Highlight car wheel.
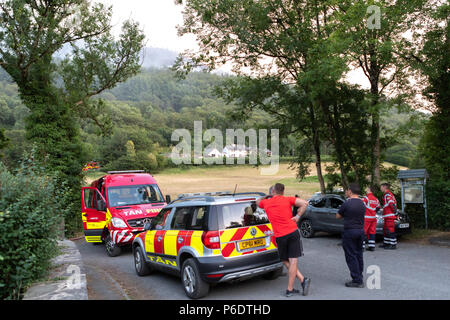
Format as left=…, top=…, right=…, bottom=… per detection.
left=263, top=267, right=283, bottom=280
left=181, top=258, right=210, bottom=299
left=300, top=219, right=315, bottom=238
left=134, top=246, right=153, bottom=276
left=105, top=234, right=122, bottom=257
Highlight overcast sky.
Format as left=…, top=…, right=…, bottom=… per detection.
left=94, top=1, right=432, bottom=111
left=97, top=0, right=197, bottom=52
left=97, top=1, right=371, bottom=86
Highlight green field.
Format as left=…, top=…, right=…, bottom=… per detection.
left=84, top=161, right=407, bottom=199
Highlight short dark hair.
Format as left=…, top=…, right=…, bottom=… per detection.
left=381, top=183, right=390, bottom=189
left=348, top=183, right=361, bottom=195
left=273, top=183, right=285, bottom=194
left=368, top=185, right=376, bottom=193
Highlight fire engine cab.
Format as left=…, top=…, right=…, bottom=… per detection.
left=81, top=170, right=170, bottom=257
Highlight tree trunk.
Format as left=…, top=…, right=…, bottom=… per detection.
left=309, top=106, right=326, bottom=194
left=370, top=92, right=381, bottom=187
left=368, top=43, right=382, bottom=187
left=320, top=102, right=350, bottom=190
left=372, top=117, right=381, bottom=186
left=332, top=128, right=350, bottom=190
left=313, top=136, right=326, bottom=194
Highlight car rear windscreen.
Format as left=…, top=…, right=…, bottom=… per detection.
left=217, top=202, right=269, bottom=229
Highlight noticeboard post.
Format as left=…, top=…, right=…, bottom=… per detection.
left=397, top=169, right=429, bottom=229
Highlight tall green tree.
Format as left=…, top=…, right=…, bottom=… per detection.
left=334, top=0, right=427, bottom=187
left=0, top=0, right=145, bottom=234
left=414, top=3, right=450, bottom=230
left=176, top=0, right=351, bottom=193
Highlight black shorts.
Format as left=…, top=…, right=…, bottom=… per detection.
left=275, top=230, right=303, bottom=261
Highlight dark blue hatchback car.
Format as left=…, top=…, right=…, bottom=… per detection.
left=298, top=194, right=411, bottom=238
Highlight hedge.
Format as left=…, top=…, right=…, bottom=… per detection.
left=0, top=161, right=68, bottom=299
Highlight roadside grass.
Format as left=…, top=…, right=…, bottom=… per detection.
left=401, top=228, right=450, bottom=244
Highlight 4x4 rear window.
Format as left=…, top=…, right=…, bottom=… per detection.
left=217, top=202, right=269, bottom=229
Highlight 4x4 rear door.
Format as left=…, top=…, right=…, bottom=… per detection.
left=217, top=201, right=277, bottom=258
left=166, top=206, right=209, bottom=264
left=164, top=207, right=192, bottom=269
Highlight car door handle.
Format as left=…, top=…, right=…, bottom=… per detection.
left=177, top=237, right=183, bottom=244
left=158, top=236, right=162, bottom=242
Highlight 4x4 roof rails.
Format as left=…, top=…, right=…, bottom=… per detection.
left=107, top=170, right=146, bottom=174
left=231, top=192, right=266, bottom=197
left=177, top=191, right=266, bottom=198
left=178, top=191, right=232, bottom=198
left=171, top=191, right=267, bottom=204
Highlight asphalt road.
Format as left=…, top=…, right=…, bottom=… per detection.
left=74, top=234, right=450, bottom=300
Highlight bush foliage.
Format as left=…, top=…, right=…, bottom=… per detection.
left=0, top=158, right=67, bottom=299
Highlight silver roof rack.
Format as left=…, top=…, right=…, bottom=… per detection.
left=232, top=192, right=266, bottom=197
left=107, top=170, right=146, bottom=174
left=170, top=191, right=267, bottom=204
left=178, top=191, right=232, bottom=198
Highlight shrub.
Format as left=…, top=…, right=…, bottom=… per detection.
left=404, top=203, right=426, bottom=228
left=0, top=160, right=67, bottom=299
left=426, top=178, right=450, bottom=231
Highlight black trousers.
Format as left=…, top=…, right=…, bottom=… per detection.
left=342, top=228, right=364, bottom=284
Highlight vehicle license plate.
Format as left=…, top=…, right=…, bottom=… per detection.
left=238, top=238, right=265, bottom=250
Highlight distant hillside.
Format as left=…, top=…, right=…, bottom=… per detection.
left=99, top=67, right=231, bottom=111
left=0, top=65, right=427, bottom=170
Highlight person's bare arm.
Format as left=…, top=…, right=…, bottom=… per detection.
left=336, top=213, right=343, bottom=219
left=294, top=198, right=308, bottom=216
left=256, top=196, right=269, bottom=207
left=292, top=198, right=308, bottom=222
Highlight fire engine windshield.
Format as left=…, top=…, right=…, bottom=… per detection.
left=107, top=184, right=164, bottom=207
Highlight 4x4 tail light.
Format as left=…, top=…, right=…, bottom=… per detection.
left=201, top=231, right=221, bottom=249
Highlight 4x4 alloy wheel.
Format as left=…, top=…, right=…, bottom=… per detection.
left=181, top=258, right=210, bottom=299
left=134, top=245, right=153, bottom=276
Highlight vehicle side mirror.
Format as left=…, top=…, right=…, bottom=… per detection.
left=98, top=199, right=106, bottom=212
left=165, top=195, right=171, bottom=203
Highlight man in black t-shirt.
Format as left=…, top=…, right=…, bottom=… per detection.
left=336, top=183, right=366, bottom=288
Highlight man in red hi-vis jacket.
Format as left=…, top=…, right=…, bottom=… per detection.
left=380, top=183, right=398, bottom=250
left=362, top=186, right=380, bottom=252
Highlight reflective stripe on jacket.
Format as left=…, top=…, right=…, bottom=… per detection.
left=363, top=193, right=380, bottom=219
left=382, top=191, right=397, bottom=218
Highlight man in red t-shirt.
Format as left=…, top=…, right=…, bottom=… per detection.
left=256, top=183, right=311, bottom=297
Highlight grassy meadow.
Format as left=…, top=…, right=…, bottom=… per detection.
left=84, top=162, right=407, bottom=200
